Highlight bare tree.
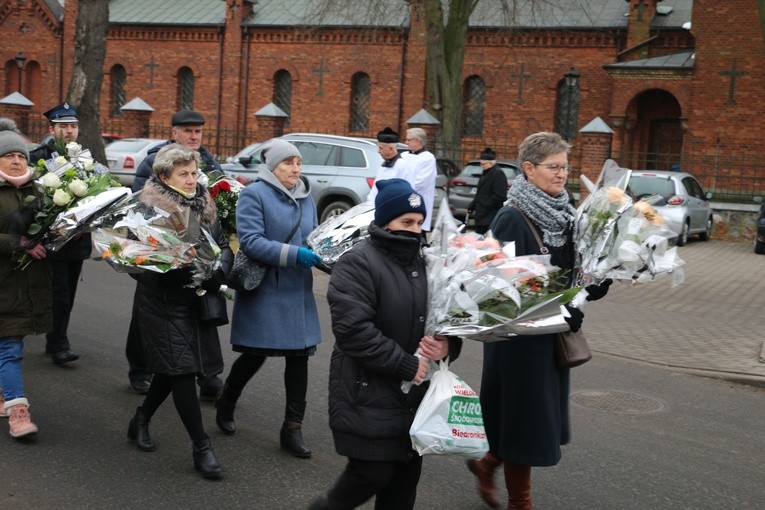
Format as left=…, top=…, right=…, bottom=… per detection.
left=66, top=0, right=109, bottom=163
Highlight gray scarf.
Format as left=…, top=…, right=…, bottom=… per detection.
left=505, top=175, right=576, bottom=247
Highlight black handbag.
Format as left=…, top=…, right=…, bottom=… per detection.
left=513, top=204, right=592, bottom=369
left=226, top=201, right=303, bottom=293
left=198, top=291, right=229, bottom=326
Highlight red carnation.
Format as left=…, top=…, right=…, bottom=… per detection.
left=209, top=183, right=220, bottom=199
left=219, top=180, right=232, bottom=192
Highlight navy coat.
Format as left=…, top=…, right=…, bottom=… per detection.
left=481, top=206, right=574, bottom=466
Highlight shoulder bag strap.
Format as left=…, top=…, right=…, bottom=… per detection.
left=284, top=199, right=303, bottom=244
left=507, top=202, right=549, bottom=255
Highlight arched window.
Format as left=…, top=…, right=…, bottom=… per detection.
left=273, top=70, right=292, bottom=127
left=349, top=72, right=370, bottom=132
left=110, top=64, right=127, bottom=117
left=463, top=76, right=485, bottom=137
left=177, top=67, right=195, bottom=110
left=4, top=60, right=19, bottom=96
left=23, top=61, right=42, bottom=107
left=555, top=70, right=580, bottom=141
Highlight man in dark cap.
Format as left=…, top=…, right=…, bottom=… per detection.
left=29, top=102, right=80, bottom=163
left=28, top=103, right=89, bottom=365
left=367, top=127, right=414, bottom=202
left=467, top=147, right=507, bottom=235
left=126, top=109, right=224, bottom=397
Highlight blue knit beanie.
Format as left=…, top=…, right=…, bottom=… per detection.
left=374, top=178, right=426, bottom=227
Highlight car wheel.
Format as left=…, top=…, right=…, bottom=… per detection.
left=677, top=221, right=690, bottom=246
left=320, top=200, right=352, bottom=223
left=699, top=216, right=713, bottom=241
left=755, top=238, right=765, bottom=255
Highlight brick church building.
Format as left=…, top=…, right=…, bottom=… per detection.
left=1, top=0, right=763, bottom=196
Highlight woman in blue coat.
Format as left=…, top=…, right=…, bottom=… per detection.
left=216, top=139, right=322, bottom=458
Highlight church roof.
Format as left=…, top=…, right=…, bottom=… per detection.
left=245, top=0, right=409, bottom=27
left=604, top=50, right=695, bottom=70
left=109, top=0, right=226, bottom=25
left=43, top=0, right=64, bottom=21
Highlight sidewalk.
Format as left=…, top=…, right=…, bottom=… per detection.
left=313, top=239, right=765, bottom=388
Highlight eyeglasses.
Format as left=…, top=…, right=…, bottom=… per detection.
left=533, top=163, right=572, bottom=175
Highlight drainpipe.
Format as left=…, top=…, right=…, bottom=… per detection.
left=216, top=25, right=225, bottom=155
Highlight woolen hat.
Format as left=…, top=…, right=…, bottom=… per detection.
left=376, top=127, right=399, bottom=143
left=374, top=178, right=426, bottom=227
left=171, top=109, right=205, bottom=126
left=43, top=102, right=78, bottom=123
left=261, top=138, right=301, bottom=171
left=480, top=147, right=497, bottom=160
left=0, top=131, right=29, bottom=160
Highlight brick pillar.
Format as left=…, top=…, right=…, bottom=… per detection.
left=120, top=98, right=154, bottom=138
left=254, top=102, right=288, bottom=140
left=0, top=93, right=34, bottom=134
left=577, top=117, right=615, bottom=201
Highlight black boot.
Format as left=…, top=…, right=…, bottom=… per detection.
left=214, top=384, right=238, bottom=435
left=127, top=407, right=156, bottom=452
left=192, top=437, right=222, bottom=479
left=281, top=399, right=310, bottom=458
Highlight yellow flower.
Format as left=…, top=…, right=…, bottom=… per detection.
left=606, top=187, right=627, bottom=204
left=41, top=172, right=61, bottom=188
left=53, top=188, right=72, bottom=206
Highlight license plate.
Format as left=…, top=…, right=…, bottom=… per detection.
left=470, top=187, right=477, bottom=195
left=108, top=160, right=116, bottom=169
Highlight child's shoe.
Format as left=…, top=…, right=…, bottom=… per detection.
left=6, top=398, right=38, bottom=438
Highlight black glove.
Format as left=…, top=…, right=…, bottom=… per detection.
left=585, top=278, right=613, bottom=301
left=201, top=269, right=226, bottom=292
left=564, top=305, right=584, bottom=333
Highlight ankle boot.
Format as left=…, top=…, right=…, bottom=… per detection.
left=467, top=451, right=502, bottom=509
left=127, top=406, right=156, bottom=452
left=280, top=421, right=311, bottom=458
left=504, top=463, right=532, bottom=510
left=193, top=437, right=222, bottom=479
left=7, top=399, right=38, bottom=439
left=214, top=384, right=238, bottom=435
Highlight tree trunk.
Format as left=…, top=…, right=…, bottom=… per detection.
left=66, top=0, right=109, bottom=163
left=421, top=0, right=474, bottom=161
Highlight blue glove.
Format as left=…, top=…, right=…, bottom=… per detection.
left=564, top=305, right=584, bottom=333
left=296, top=247, right=322, bottom=269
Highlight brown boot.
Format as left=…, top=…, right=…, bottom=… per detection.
left=467, top=451, right=502, bottom=508
left=503, top=463, right=532, bottom=510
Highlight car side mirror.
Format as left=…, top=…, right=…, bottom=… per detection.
left=239, top=156, right=253, bottom=166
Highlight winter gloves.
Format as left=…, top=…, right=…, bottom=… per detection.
left=585, top=278, right=613, bottom=301
left=296, top=247, right=322, bottom=269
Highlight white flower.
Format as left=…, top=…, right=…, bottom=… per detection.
left=54, top=156, right=68, bottom=167
left=84, top=161, right=94, bottom=172
left=68, top=178, right=88, bottom=197
left=41, top=173, right=61, bottom=188
left=66, top=142, right=82, bottom=158
left=53, top=188, right=72, bottom=206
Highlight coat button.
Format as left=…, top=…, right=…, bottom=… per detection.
left=361, top=382, right=368, bottom=387
left=411, top=271, right=419, bottom=277
left=419, top=316, right=424, bottom=322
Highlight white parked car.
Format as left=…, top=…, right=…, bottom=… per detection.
left=105, top=138, right=165, bottom=186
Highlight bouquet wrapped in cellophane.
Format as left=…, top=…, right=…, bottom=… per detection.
left=307, top=201, right=375, bottom=270
left=92, top=193, right=222, bottom=285
left=573, top=160, right=685, bottom=306
left=425, top=200, right=580, bottom=342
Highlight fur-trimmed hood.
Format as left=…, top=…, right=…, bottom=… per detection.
left=139, top=177, right=218, bottom=228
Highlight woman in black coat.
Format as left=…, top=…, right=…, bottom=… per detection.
left=467, top=133, right=609, bottom=509
left=312, top=179, right=462, bottom=510
left=126, top=144, right=233, bottom=479
left=467, top=147, right=508, bottom=235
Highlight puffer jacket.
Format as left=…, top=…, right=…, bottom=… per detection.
left=0, top=180, right=52, bottom=336
left=326, top=223, right=462, bottom=462
left=132, top=178, right=233, bottom=376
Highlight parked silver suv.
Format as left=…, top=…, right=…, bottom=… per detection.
left=222, top=133, right=455, bottom=223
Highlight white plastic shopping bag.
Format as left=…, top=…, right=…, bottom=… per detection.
left=409, top=360, right=489, bottom=458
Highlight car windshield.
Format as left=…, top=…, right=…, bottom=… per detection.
left=628, top=175, right=675, bottom=201
left=107, top=139, right=154, bottom=152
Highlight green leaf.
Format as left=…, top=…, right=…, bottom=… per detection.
left=28, top=224, right=41, bottom=235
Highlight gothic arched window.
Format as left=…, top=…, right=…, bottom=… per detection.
left=555, top=70, right=580, bottom=141
left=349, top=72, right=371, bottom=132
left=110, top=64, right=127, bottom=117
left=463, top=75, right=485, bottom=137
left=273, top=70, right=292, bottom=127
left=177, top=67, right=195, bottom=111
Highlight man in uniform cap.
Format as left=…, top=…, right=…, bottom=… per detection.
left=367, top=127, right=415, bottom=202
left=28, top=103, right=87, bottom=365
left=467, top=147, right=507, bottom=235
left=126, top=109, right=224, bottom=397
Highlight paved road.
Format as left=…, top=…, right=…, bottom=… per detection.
left=1, top=239, right=763, bottom=509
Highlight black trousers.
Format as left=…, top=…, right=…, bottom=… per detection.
left=140, top=373, right=206, bottom=442
left=46, top=259, right=84, bottom=353
left=125, top=284, right=224, bottom=387
left=326, top=456, right=423, bottom=510
left=474, top=224, right=490, bottom=235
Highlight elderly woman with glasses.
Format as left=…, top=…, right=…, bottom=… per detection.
left=466, top=132, right=610, bottom=510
